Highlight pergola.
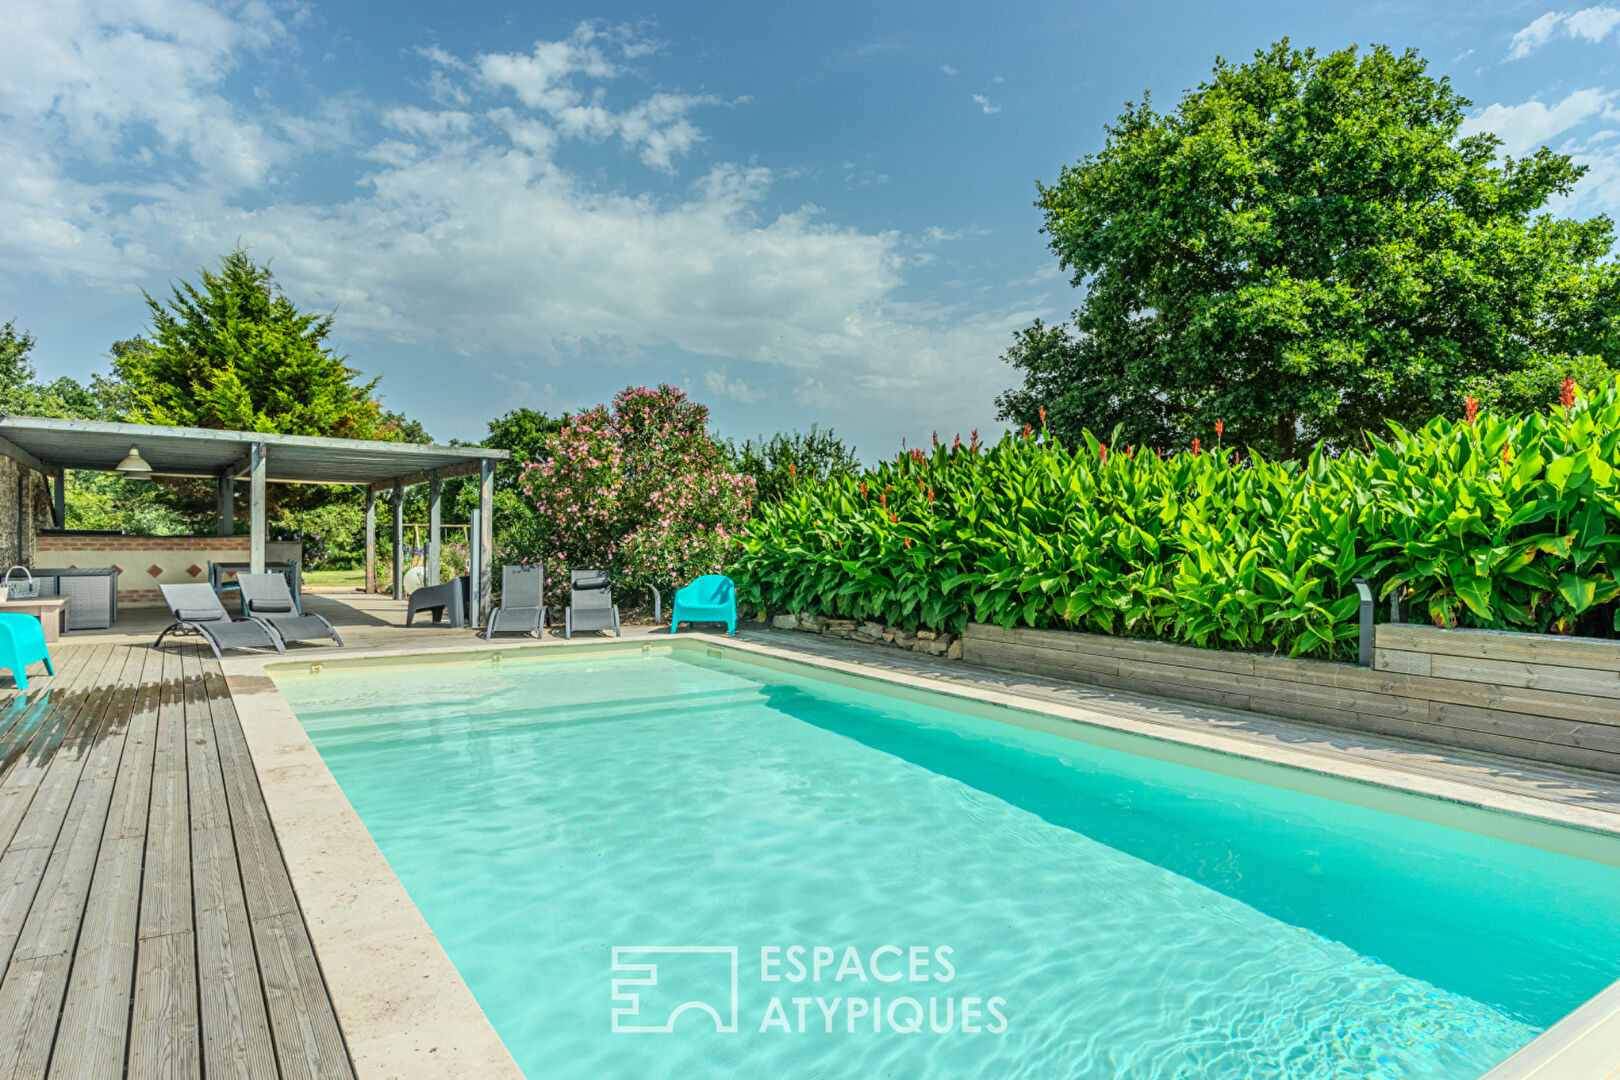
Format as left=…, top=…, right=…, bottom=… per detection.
left=0, top=415, right=510, bottom=620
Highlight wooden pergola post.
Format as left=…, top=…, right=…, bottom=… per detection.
left=216, top=474, right=233, bottom=536
left=427, top=472, right=442, bottom=587
left=363, top=488, right=376, bottom=594
left=52, top=469, right=65, bottom=529
left=477, top=459, right=494, bottom=625
left=391, top=480, right=405, bottom=601
left=248, top=442, right=267, bottom=574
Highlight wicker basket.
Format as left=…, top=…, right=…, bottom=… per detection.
left=4, top=567, right=39, bottom=600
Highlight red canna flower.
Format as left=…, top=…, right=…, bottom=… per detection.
left=1192, top=438, right=1201, bottom=456
left=926, top=488, right=934, bottom=503
left=880, top=491, right=887, bottom=510
left=932, top=431, right=939, bottom=447
left=890, top=510, right=898, bottom=524
left=953, top=433, right=961, bottom=451
left=1022, top=424, right=1033, bottom=439
left=789, top=462, right=797, bottom=478
left=1501, top=443, right=1512, bottom=463
left=1463, top=396, right=1478, bottom=425
left=1560, top=376, right=1577, bottom=411
left=904, top=536, right=913, bottom=548
left=860, top=480, right=868, bottom=498
left=969, top=428, right=980, bottom=452
left=1214, top=419, right=1224, bottom=441
left=1099, top=443, right=1108, bottom=464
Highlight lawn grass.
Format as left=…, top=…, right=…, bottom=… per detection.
left=303, top=568, right=365, bottom=589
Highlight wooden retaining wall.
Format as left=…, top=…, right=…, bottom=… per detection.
left=963, top=623, right=1620, bottom=775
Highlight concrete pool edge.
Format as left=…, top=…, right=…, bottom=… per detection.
left=218, top=656, right=526, bottom=1080
left=241, top=631, right=1620, bottom=1080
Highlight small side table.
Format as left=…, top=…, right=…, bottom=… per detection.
left=0, top=598, right=69, bottom=643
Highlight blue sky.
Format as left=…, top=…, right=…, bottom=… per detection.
left=4, top=1, right=1620, bottom=457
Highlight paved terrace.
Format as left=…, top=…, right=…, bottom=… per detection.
left=0, top=590, right=1617, bottom=1080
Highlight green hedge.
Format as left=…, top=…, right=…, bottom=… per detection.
left=733, top=382, right=1620, bottom=660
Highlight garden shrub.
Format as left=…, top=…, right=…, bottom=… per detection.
left=733, top=380, right=1620, bottom=660
left=523, top=384, right=753, bottom=610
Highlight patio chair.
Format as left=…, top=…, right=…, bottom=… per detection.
left=238, top=574, right=343, bottom=649
left=154, top=583, right=284, bottom=660
left=407, top=574, right=470, bottom=628
left=564, top=570, right=620, bottom=639
left=0, top=613, right=53, bottom=691
left=669, top=575, right=738, bottom=636
left=485, top=565, right=545, bottom=639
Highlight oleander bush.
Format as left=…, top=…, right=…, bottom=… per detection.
left=733, top=380, right=1620, bottom=661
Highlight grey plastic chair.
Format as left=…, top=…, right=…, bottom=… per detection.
left=238, top=574, right=343, bottom=649
left=154, top=583, right=284, bottom=660
left=565, top=570, right=620, bottom=639
left=485, top=565, right=545, bottom=639
left=407, top=575, right=469, bottom=628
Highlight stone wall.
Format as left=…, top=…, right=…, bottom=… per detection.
left=769, top=611, right=964, bottom=660
left=0, top=456, right=51, bottom=570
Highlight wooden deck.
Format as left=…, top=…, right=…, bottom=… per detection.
left=0, top=641, right=353, bottom=1080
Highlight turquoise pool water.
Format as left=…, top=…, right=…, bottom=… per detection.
left=274, top=647, right=1620, bottom=1079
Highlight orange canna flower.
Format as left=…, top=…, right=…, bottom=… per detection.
left=1464, top=396, right=1478, bottom=425
left=1560, top=376, right=1577, bottom=411
left=1039, top=406, right=1047, bottom=427
left=904, top=536, right=913, bottom=548
left=1192, top=438, right=1201, bottom=456
left=1099, top=443, right=1108, bottom=464
left=1214, top=419, right=1224, bottom=441
left=1022, top=424, right=1033, bottom=439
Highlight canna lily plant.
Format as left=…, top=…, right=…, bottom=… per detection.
left=732, top=379, right=1620, bottom=660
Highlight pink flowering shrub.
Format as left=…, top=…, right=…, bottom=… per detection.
left=521, top=384, right=753, bottom=611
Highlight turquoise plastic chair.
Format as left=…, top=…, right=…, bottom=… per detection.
left=670, top=575, right=738, bottom=635
left=0, top=613, right=53, bottom=691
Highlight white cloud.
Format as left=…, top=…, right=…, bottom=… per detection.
left=1507, top=7, right=1620, bottom=58
left=702, top=369, right=766, bottom=403
left=1462, top=88, right=1613, bottom=155
left=0, top=8, right=1044, bottom=450
left=941, top=64, right=958, bottom=76
left=971, top=94, right=1001, bottom=115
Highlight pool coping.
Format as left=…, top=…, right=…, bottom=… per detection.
left=225, top=630, right=1620, bottom=1080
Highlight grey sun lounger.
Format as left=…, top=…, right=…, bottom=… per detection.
left=485, top=565, right=545, bottom=639
left=565, top=569, right=620, bottom=639
left=154, top=583, right=284, bottom=660
left=238, top=573, right=343, bottom=649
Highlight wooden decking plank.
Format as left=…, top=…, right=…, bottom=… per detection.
left=46, top=649, right=156, bottom=1080
left=102, top=650, right=164, bottom=842
left=43, top=836, right=142, bottom=1080
left=0, top=850, right=51, bottom=990
left=0, top=649, right=89, bottom=768
left=137, top=650, right=191, bottom=942
left=201, top=669, right=299, bottom=923
left=0, top=955, right=69, bottom=1080
left=251, top=912, right=353, bottom=1080
left=127, top=931, right=199, bottom=1080
left=0, top=650, right=143, bottom=1079
left=201, top=665, right=352, bottom=1078
left=0, top=647, right=110, bottom=853
left=191, top=826, right=276, bottom=1080
left=182, top=654, right=230, bottom=833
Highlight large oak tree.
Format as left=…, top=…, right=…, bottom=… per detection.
left=999, top=41, right=1620, bottom=457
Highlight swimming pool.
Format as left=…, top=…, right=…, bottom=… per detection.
left=273, top=644, right=1620, bottom=1079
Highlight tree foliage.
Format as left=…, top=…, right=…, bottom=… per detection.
left=725, top=425, right=860, bottom=504
left=1000, top=41, right=1620, bottom=458
left=116, top=247, right=393, bottom=438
